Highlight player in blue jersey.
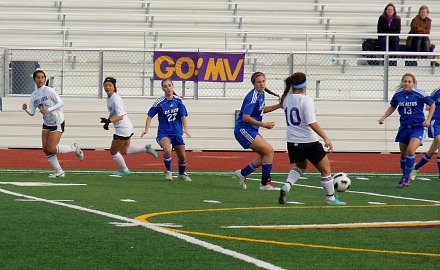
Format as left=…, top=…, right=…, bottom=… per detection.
left=378, top=73, right=435, bottom=188
left=410, top=87, right=440, bottom=180
left=278, top=72, right=346, bottom=206
left=22, top=70, right=84, bottom=178
left=142, top=79, right=192, bottom=182
left=101, top=77, right=158, bottom=177
left=234, top=71, right=282, bottom=190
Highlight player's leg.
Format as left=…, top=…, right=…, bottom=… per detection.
left=159, top=136, right=173, bottom=180
left=249, top=135, right=275, bottom=190
left=110, top=136, right=130, bottom=176
left=175, top=141, right=191, bottom=182
left=44, top=127, right=65, bottom=178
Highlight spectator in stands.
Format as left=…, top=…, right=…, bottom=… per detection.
left=406, top=5, right=431, bottom=52
left=233, top=71, right=281, bottom=190
left=101, top=77, right=158, bottom=177
left=378, top=73, right=435, bottom=188
left=411, top=87, right=440, bottom=180
left=277, top=72, right=346, bottom=206
left=22, top=70, right=84, bottom=178
left=377, top=3, right=401, bottom=52
left=141, top=79, right=192, bottom=182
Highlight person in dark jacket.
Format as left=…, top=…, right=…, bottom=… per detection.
left=377, top=3, right=401, bottom=51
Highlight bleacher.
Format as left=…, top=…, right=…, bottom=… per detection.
left=1, top=0, right=440, bottom=152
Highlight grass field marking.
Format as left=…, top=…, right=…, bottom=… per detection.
left=0, top=188, right=285, bottom=270
left=136, top=206, right=440, bottom=258
left=246, top=177, right=440, bottom=204
left=221, top=220, right=440, bottom=229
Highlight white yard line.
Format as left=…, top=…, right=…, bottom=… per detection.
left=0, top=188, right=285, bottom=270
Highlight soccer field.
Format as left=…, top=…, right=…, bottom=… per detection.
left=0, top=169, right=439, bottom=270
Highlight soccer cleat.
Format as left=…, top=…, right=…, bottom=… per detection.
left=410, top=167, right=419, bottom=181
left=179, top=173, right=192, bottom=182
left=259, top=182, right=277, bottom=190
left=48, top=171, right=65, bottom=178
left=165, top=171, right=173, bottom=181
left=234, top=170, right=247, bottom=189
left=402, top=178, right=410, bottom=187
left=73, top=143, right=84, bottom=161
left=118, top=169, right=131, bottom=177
left=145, top=144, right=158, bottom=158
left=396, top=177, right=405, bottom=188
left=326, top=198, right=347, bottom=206
left=278, top=186, right=288, bottom=204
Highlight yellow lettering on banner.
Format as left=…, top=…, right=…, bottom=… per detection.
left=175, top=57, right=195, bottom=80
left=205, top=58, right=226, bottom=80
left=224, top=58, right=244, bottom=80
left=154, top=56, right=175, bottom=79
left=205, top=58, right=244, bottom=81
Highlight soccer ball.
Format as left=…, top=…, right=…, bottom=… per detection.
left=333, top=172, right=351, bottom=192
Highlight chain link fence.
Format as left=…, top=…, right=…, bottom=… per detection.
left=2, top=47, right=439, bottom=100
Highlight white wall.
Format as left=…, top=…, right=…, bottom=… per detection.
left=0, top=96, right=430, bottom=153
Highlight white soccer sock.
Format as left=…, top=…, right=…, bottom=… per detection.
left=321, top=175, right=335, bottom=201
left=47, top=154, right=63, bottom=172
left=113, top=152, right=128, bottom=171
left=126, top=145, right=146, bottom=155
left=57, top=144, right=74, bottom=154
left=284, top=167, right=302, bottom=192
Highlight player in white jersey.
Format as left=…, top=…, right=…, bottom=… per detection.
left=100, top=77, right=158, bottom=177
left=278, top=72, right=346, bottom=206
left=22, top=70, right=84, bottom=178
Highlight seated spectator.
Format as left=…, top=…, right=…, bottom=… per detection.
left=406, top=5, right=431, bottom=52
left=377, top=3, right=401, bottom=51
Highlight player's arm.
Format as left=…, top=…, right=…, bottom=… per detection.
left=181, top=116, right=191, bottom=138
left=424, top=103, right=436, bottom=126
left=242, top=114, right=275, bottom=129
left=309, top=122, right=333, bottom=151
left=141, top=116, right=153, bottom=138
left=263, top=103, right=282, bottom=113
left=378, top=106, right=396, bottom=124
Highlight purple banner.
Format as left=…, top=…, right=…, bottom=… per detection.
left=153, top=52, right=245, bottom=82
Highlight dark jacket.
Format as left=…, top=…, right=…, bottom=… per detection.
left=377, top=15, right=401, bottom=34
left=406, top=15, right=432, bottom=47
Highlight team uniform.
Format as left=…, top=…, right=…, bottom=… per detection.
left=26, top=85, right=65, bottom=131
left=389, top=88, right=434, bottom=187
left=147, top=95, right=188, bottom=147
left=390, top=88, right=434, bottom=144
left=428, top=88, right=440, bottom=138
left=24, top=85, right=83, bottom=178
left=234, top=89, right=265, bottom=149
left=106, top=92, right=133, bottom=138
left=411, top=88, right=440, bottom=180
left=282, top=92, right=326, bottom=165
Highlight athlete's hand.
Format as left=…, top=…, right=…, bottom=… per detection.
left=141, top=130, right=148, bottom=138
left=262, top=121, right=275, bottom=129
left=22, top=103, right=27, bottom=110
left=100, top=118, right=111, bottom=130
left=184, top=130, right=192, bottom=138
left=324, top=139, right=333, bottom=152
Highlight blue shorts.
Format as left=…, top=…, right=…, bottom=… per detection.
left=395, top=125, right=425, bottom=144
left=156, top=134, right=185, bottom=148
left=428, top=119, right=440, bottom=138
left=234, top=127, right=259, bottom=149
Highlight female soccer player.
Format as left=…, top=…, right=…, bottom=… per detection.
left=141, top=79, right=192, bottom=182
left=278, top=72, right=346, bottom=205
left=101, top=77, right=158, bottom=176
left=22, top=70, right=83, bottom=178
left=410, top=87, right=440, bottom=180
left=379, top=73, right=435, bottom=187
left=234, top=71, right=281, bottom=190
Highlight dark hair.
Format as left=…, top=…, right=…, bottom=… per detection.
left=382, top=3, right=399, bottom=19
left=103, top=77, right=117, bottom=92
left=161, top=79, right=178, bottom=96
left=281, top=72, right=307, bottom=103
left=32, top=70, right=46, bottom=80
